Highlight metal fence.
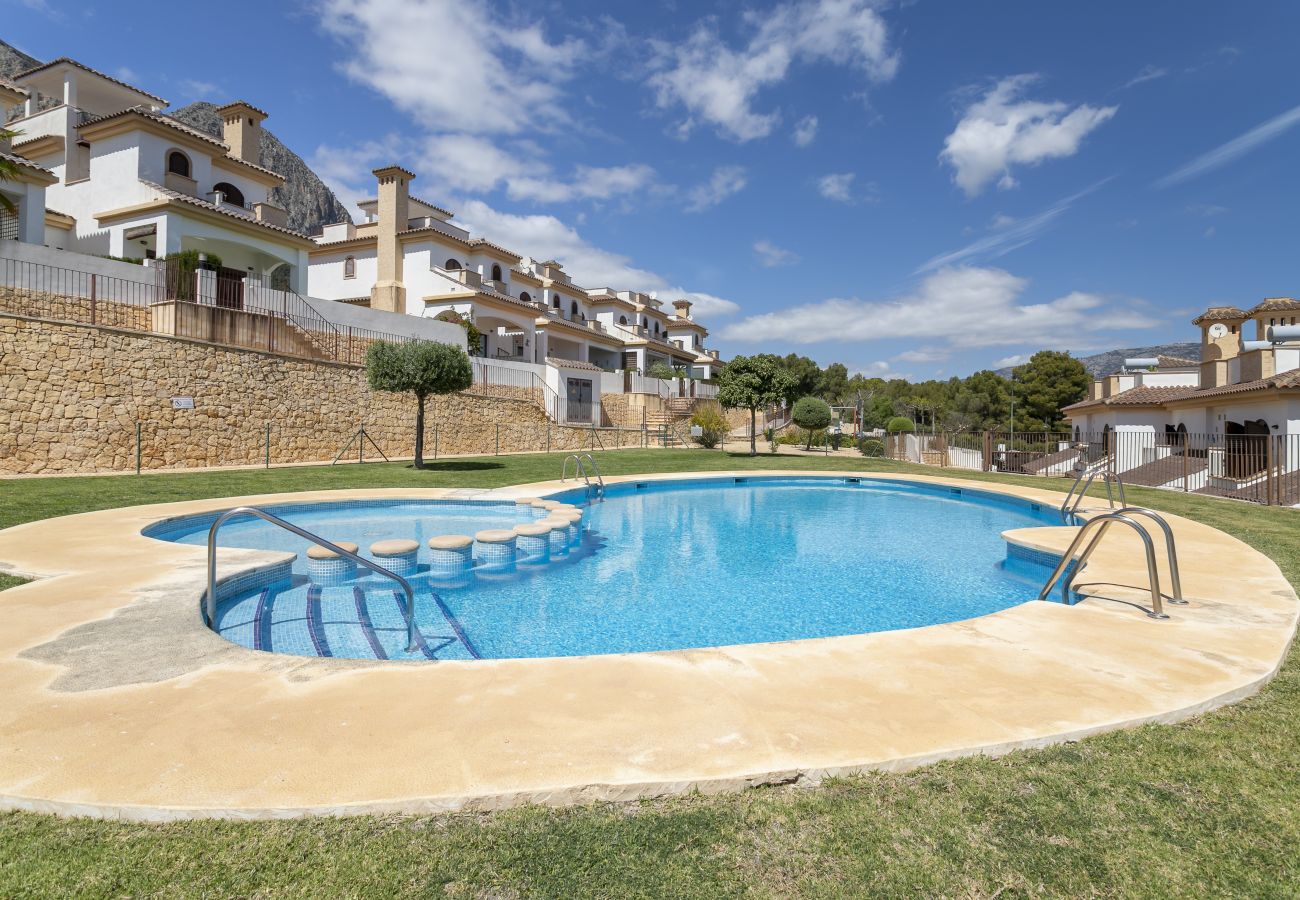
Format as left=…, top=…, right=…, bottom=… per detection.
left=67, top=420, right=729, bottom=475
left=884, top=429, right=1300, bottom=506
left=0, top=254, right=418, bottom=366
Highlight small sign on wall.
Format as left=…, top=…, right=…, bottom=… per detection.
left=171, top=397, right=195, bottom=410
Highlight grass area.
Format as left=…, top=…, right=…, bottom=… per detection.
left=2, top=450, right=1299, bottom=897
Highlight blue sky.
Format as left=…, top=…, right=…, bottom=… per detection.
left=8, top=0, right=1300, bottom=378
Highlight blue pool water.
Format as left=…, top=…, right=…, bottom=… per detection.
left=147, top=477, right=1064, bottom=661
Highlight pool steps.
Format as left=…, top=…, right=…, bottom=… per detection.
left=296, top=502, right=587, bottom=586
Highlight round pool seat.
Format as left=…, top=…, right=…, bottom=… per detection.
left=538, top=516, right=572, bottom=556
left=512, top=522, right=553, bottom=562
left=474, top=529, right=518, bottom=570
left=369, top=539, right=420, bottom=577
left=305, top=540, right=360, bottom=583
left=305, top=540, right=359, bottom=560
left=428, top=535, right=473, bottom=576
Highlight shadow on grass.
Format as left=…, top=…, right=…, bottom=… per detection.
left=410, top=461, right=506, bottom=472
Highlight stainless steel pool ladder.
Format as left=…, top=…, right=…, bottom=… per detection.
left=205, top=506, right=420, bottom=653
left=561, top=453, right=604, bottom=496
left=1037, top=507, right=1187, bottom=620
left=1060, top=459, right=1126, bottom=523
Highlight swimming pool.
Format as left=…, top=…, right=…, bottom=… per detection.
left=148, top=476, right=1065, bottom=661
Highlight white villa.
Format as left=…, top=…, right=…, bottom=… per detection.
left=3, top=58, right=313, bottom=292
left=307, top=166, right=724, bottom=383
left=1063, top=298, right=1300, bottom=497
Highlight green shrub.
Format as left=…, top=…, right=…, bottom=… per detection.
left=792, top=396, right=832, bottom=450
left=858, top=437, right=886, bottom=457
left=645, top=362, right=677, bottom=380
left=886, top=416, right=916, bottom=434
left=689, top=406, right=729, bottom=449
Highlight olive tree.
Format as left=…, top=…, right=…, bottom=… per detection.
left=366, top=339, right=473, bottom=469
left=792, top=396, right=832, bottom=450
left=716, top=355, right=796, bottom=456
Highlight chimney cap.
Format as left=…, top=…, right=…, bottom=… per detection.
left=372, top=164, right=416, bottom=182
left=672, top=298, right=692, bottom=308
left=216, top=100, right=269, bottom=122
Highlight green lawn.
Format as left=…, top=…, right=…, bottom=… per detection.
left=2, top=450, right=1299, bottom=897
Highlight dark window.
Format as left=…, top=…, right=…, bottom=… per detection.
left=570, top=301, right=578, bottom=318
left=445, top=258, right=461, bottom=271
left=619, top=315, right=627, bottom=325
left=213, top=182, right=245, bottom=207
left=520, top=291, right=531, bottom=303
left=491, top=264, right=502, bottom=281
left=343, top=256, right=356, bottom=279
left=167, top=150, right=190, bottom=178
left=552, top=295, right=560, bottom=309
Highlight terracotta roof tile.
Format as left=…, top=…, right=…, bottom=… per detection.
left=1191, top=306, right=1248, bottom=324
left=0, top=150, right=53, bottom=177
left=142, top=181, right=310, bottom=240
left=16, top=58, right=167, bottom=105
left=1248, top=297, right=1300, bottom=314
left=545, top=357, right=605, bottom=371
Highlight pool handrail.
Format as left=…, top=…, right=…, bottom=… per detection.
left=561, top=453, right=604, bottom=496
left=1060, top=460, right=1125, bottom=523
left=205, top=506, right=420, bottom=653
left=1036, top=511, right=1169, bottom=619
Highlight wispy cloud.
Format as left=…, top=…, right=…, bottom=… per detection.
left=792, top=115, right=819, bottom=147
left=1155, top=103, right=1300, bottom=188
left=916, top=179, right=1111, bottom=274
left=1121, top=64, right=1168, bottom=90
left=817, top=172, right=856, bottom=203
left=753, top=239, right=800, bottom=267
left=686, top=165, right=748, bottom=212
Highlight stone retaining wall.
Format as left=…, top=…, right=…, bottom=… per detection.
left=0, top=314, right=642, bottom=475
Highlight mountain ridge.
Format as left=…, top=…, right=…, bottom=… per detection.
left=995, top=342, right=1202, bottom=379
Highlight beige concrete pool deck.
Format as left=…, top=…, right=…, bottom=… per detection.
left=0, top=471, right=1294, bottom=821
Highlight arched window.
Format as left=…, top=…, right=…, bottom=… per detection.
left=343, top=256, right=356, bottom=279
left=167, top=150, right=191, bottom=178
left=520, top=291, right=532, bottom=304
left=618, top=315, right=627, bottom=325
left=444, top=258, right=461, bottom=271
left=212, top=182, right=245, bottom=207
left=570, top=301, right=578, bottom=318
left=552, top=294, right=560, bottom=309
left=491, top=264, right=502, bottom=281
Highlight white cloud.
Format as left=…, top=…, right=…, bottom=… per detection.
left=456, top=199, right=740, bottom=319
left=318, top=0, right=582, bottom=136
left=115, top=66, right=140, bottom=84
left=894, top=347, right=950, bottom=363
left=817, top=172, right=856, bottom=203
left=720, top=266, right=1158, bottom=348
left=1122, top=64, right=1168, bottom=90
left=916, top=180, right=1109, bottom=273
left=754, top=240, right=800, bottom=267
left=1154, top=103, right=1300, bottom=188
left=792, top=115, right=819, bottom=147
left=940, top=75, right=1117, bottom=197
left=991, top=353, right=1032, bottom=368
left=686, top=166, right=748, bottom=212
left=179, top=79, right=221, bottom=100
left=508, top=164, right=658, bottom=204
left=647, top=0, right=898, bottom=141
left=851, top=361, right=911, bottom=381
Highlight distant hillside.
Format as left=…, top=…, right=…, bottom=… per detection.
left=0, top=39, right=40, bottom=79
left=995, top=343, right=1202, bottom=379
left=0, top=41, right=351, bottom=235
left=169, top=102, right=351, bottom=234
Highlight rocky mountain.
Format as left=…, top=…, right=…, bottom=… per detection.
left=0, top=40, right=351, bottom=235
left=0, top=40, right=40, bottom=79
left=995, top=343, right=1202, bottom=379
left=168, top=102, right=352, bottom=235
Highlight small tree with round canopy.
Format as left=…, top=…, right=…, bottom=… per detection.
left=366, top=339, right=473, bottom=469
left=792, top=396, right=832, bottom=449
left=717, top=355, right=797, bottom=456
